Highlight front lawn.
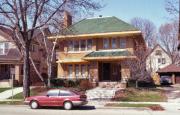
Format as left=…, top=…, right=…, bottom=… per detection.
left=0, top=101, right=23, bottom=105
left=0, top=88, right=11, bottom=93
left=113, top=88, right=167, bottom=102
left=8, top=87, right=48, bottom=99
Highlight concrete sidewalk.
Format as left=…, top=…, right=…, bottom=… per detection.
left=0, top=87, right=23, bottom=100
left=88, top=100, right=180, bottom=111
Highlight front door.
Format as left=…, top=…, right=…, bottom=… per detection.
left=99, top=62, right=121, bottom=81
left=102, top=63, right=110, bottom=81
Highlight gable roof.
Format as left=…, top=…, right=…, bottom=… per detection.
left=157, top=64, right=180, bottom=73
left=63, top=16, right=139, bottom=35
left=146, top=44, right=171, bottom=58
left=0, top=48, right=22, bottom=62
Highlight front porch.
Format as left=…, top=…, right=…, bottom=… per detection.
left=0, top=64, right=22, bottom=87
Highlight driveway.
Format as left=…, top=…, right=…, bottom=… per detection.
left=162, top=84, right=180, bottom=103
left=0, top=105, right=179, bottom=115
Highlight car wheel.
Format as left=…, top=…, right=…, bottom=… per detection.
left=64, top=101, right=73, bottom=110
left=30, top=101, right=39, bottom=109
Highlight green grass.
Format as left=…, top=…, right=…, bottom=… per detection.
left=8, top=87, right=48, bottom=100
left=0, top=88, right=11, bottom=93
left=106, top=103, right=159, bottom=107
left=113, top=88, right=167, bottom=102
left=0, top=101, right=23, bottom=105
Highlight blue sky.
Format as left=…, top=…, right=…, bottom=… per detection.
left=93, top=0, right=171, bottom=28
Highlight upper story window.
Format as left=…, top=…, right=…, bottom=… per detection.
left=68, top=41, right=73, bottom=51
left=103, top=38, right=109, bottom=49
left=0, top=42, right=9, bottom=55
left=112, top=38, right=117, bottom=48
left=162, top=58, right=166, bottom=64
left=155, top=50, right=162, bottom=56
left=67, top=39, right=92, bottom=52
left=74, top=40, right=79, bottom=51
left=80, top=40, right=86, bottom=51
left=120, top=39, right=126, bottom=48
left=87, top=39, right=92, bottom=50
left=30, top=44, right=36, bottom=52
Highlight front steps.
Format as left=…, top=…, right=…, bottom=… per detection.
left=86, top=87, right=118, bottom=100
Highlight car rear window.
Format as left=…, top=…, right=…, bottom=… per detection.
left=60, top=90, right=75, bottom=96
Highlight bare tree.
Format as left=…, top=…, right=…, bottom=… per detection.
left=0, top=0, right=101, bottom=98
left=123, top=45, right=152, bottom=88
left=165, top=0, right=179, bottom=17
left=159, top=21, right=180, bottom=64
left=130, top=17, right=157, bottom=48
left=165, top=0, right=180, bottom=50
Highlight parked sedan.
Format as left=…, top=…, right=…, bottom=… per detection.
left=24, top=89, right=88, bottom=110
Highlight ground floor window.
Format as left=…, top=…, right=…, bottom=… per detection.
left=81, top=65, right=86, bottom=78
left=68, top=65, right=73, bottom=78
left=75, top=65, right=80, bottom=78
left=67, top=64, right=90, bottom=78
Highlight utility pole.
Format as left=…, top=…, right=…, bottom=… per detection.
left=10, top=68, right=15, bottom=103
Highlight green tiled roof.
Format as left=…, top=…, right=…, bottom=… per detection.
left=84, top=50, right=132, bottom=57
left=64, top=16, right=138, bottom=35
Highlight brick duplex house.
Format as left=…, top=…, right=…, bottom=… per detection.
left=0, top=27, right=51, bottom=87
left=49, top=15, right=145, bottom=87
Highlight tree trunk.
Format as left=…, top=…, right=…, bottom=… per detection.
left=135, top=80, right=138, bottom=88
left=23, top=43, right=30, bottom=98
left=47, top=59, right=52, bottom=88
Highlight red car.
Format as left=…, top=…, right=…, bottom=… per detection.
left=24, top=89, right=88, bottom=110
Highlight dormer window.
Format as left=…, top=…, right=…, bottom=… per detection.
left=0, top=42, right=9, bottom=55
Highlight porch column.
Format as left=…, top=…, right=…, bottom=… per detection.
left=57, top=63, right=64, bottom=78
left=90, top=62, right=99, bottom=82
left=121, top=63, right=130, bottom=82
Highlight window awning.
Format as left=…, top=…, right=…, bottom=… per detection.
left=83, top=50, right=136, bottom=61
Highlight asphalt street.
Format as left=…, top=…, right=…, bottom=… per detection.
left=0, top=105, right=179, bottom=115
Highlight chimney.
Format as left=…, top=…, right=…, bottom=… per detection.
left=64, top=11, right=72, bottom=28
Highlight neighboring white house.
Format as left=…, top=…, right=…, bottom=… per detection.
left=146, top=44, right=172, bottom=74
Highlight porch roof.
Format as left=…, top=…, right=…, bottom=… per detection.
left=56, top=58, right=88, bottom=64
left=83, top=50, right=136, bottom=60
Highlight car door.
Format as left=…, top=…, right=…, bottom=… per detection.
left=41, top=90, right=61, bottom=106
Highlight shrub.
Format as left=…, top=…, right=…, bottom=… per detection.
left=51, top=78, right=65, bottom=86
left=79, top=79, right=93, bottom=90
left=50, top=78, right=92, bottom=89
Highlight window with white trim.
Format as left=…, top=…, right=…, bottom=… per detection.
left=81, top=40, right=86, bottom=51
left=81, top=65, right=86, bottom=78
left=0, top=42, right=9, bottom=55
left=75, top=65, right=80, bottom=78
left=74, top=40, right=79, bottom=51
left=68, top=41, right=73, bottom=51
left=68, top=65, right=73, bottom=78
left=120, top=39, right=126, bottom=48
left=112, top=38, right=117, bottom=48
left=87, top=39, right=92, bottom=50
left=103, top=38, right=109, bottom=49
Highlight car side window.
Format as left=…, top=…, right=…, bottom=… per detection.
left=47, top=90, right=60, bottom=96
left=60, top=91, right=74, bottom=96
